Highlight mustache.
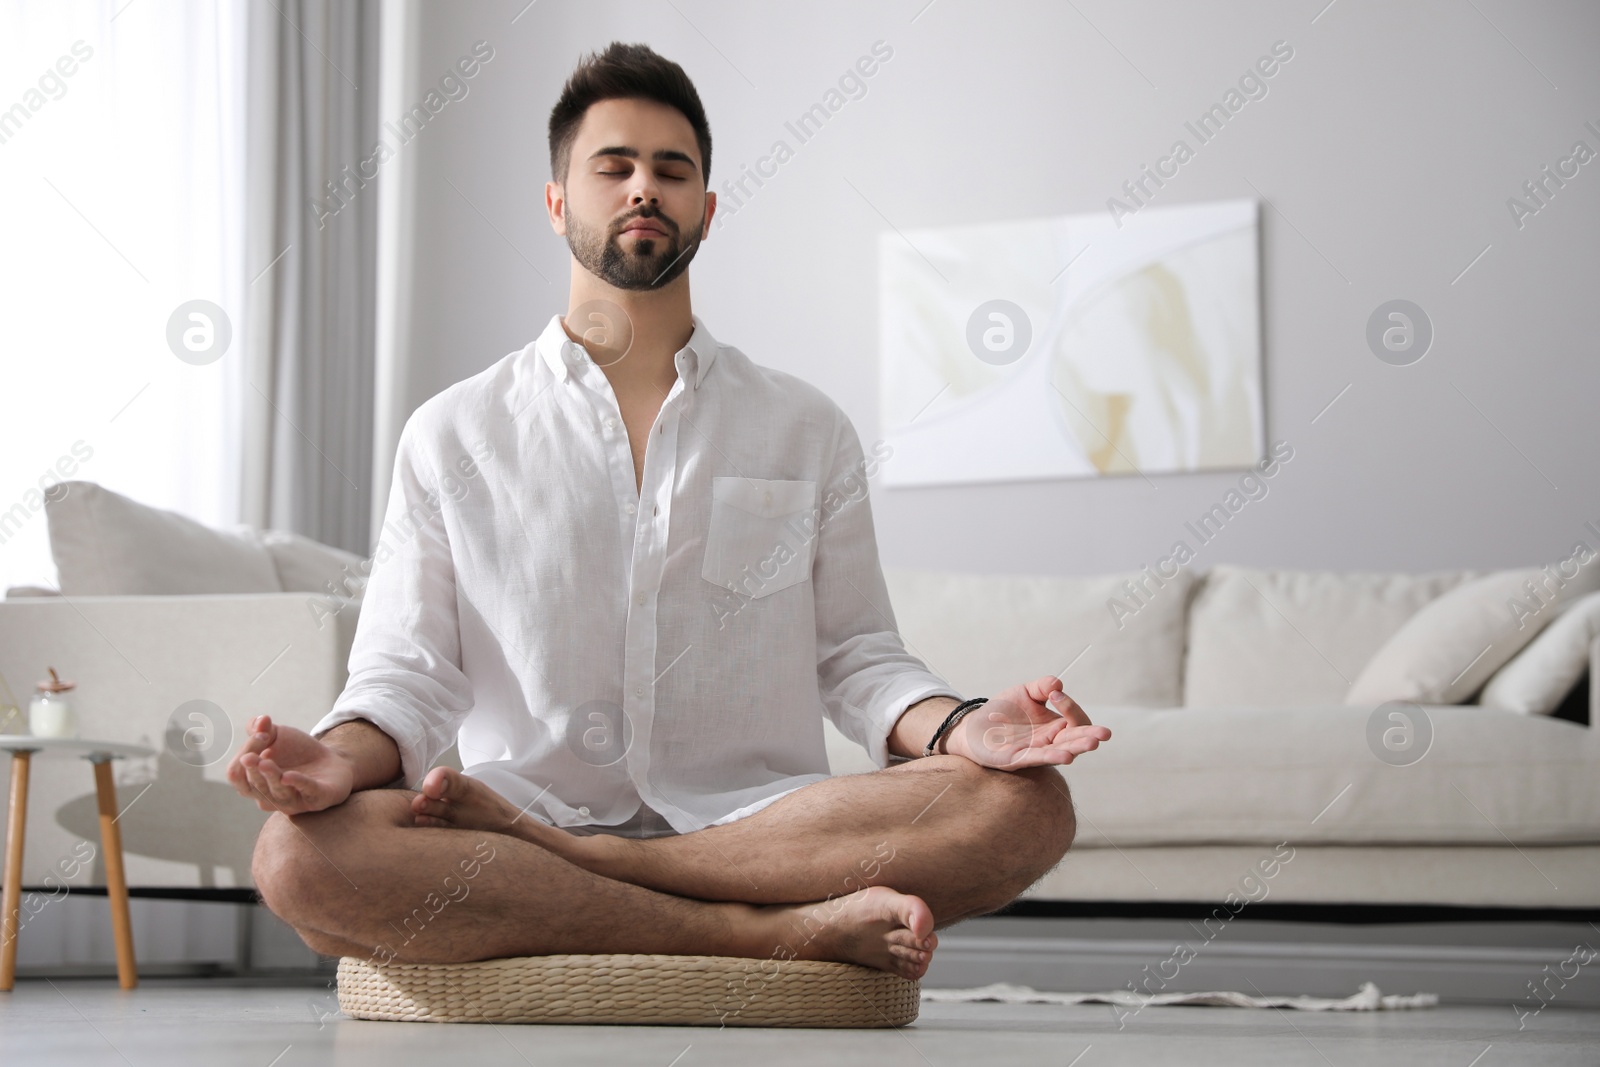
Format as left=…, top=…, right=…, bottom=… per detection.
left=610, top=206, right=679, bottom=238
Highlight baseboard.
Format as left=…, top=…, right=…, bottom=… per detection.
left=15, top=898, right=1599, bottom=1011
left=997, top=900, right=1600, bottom=923
left=927, top=918, right=1600, bottom=1008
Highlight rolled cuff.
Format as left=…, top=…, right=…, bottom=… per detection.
left=867, top=680, right=965, bottom=769
left=311, top=690, right=450, bottom=790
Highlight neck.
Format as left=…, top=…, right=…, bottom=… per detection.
left=564, top=265, right=694, bottom=397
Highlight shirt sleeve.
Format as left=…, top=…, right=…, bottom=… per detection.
left=311, top=414, right=474, bottom=788
left=811, top=409, right=963, bottom=768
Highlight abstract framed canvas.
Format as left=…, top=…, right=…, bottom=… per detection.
left=879, top=197, right=1263, bottom=488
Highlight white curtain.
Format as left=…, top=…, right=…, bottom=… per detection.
left=242, top=0, right=382, bottom=554
left=371, top=0, right=421, bottom=545
left=0, top=0, right=248, bottom=590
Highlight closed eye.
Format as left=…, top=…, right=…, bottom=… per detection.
left=595, top=171, right=681, bottom=182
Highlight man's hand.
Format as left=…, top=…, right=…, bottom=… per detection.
left=943, top=676, right=1111, bottom=771
left=226, top=715, right=355, bottom=815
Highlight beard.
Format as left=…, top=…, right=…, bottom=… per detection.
left=565, top=203, right=704, bottom=291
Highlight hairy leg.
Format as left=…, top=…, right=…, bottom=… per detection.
left=411, top=755, right=1077, bottom=926
left=252, top=788, right=937, bottom=976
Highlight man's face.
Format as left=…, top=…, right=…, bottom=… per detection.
left=551, top=97, right=712, bottom=291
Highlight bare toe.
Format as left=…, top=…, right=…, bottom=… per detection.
left=410, top=794, right=450, bottom=821
left=783, top=886, right=938, bottom=978
left=420, top=766, right=460, bottom=801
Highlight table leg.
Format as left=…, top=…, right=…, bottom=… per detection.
left=2, top=751, right=31, bottom=992
left=91, top=758, right=137, bottom=990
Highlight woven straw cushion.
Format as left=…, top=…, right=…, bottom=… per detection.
left=337, top=953, right=920, bottom=1027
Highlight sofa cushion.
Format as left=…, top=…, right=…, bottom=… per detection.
left=261, top=529, right=368, bottom=598
left=1481, top=591, right=1600, bottom=715
left=1183, top=566, right=1473, bottom=707
left=1061, top=704, right=1600, bottom=848
left=1345, top=570, right=1556, bottom=706
left=45, top=482, right=282, bottom=596
left=882, top=567, right=1192, bottom=708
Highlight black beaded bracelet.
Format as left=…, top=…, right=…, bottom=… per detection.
left=923, top=697, right=988, bottom=757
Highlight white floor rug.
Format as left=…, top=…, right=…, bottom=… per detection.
left=922, top=980, right=1438, bottom=1011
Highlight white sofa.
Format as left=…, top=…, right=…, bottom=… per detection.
left=2, top=563, right=1595, bottom=910
left=0, top=593, right=359, bottom=889
left=834, top=566, right=1600, bottom=910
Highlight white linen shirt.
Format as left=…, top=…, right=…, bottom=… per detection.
left=312, top=314, right=961, bottom=833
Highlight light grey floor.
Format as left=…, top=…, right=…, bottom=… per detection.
left=2, top=977, right=1597, bottom=1066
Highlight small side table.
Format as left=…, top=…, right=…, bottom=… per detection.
left=1, top=737, right=154, bottom=991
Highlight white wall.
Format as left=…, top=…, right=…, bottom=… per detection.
left=387, top=0, right=1599, bottom=577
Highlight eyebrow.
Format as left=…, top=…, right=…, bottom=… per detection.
left=588, top=146, right=699, bottom=172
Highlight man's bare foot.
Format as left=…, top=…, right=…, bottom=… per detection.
left=411, top=769, right=633, bottom=872
left=765, top=885, right=938, bottom=980
left=411, top=768, right=550, bottom=839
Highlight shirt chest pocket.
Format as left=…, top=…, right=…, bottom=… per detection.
left=701, top=477, right=818, bottom=600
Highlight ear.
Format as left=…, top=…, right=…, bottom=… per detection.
left=546, top=180, right=567, bottom=235
left=701, top=190, right=717, bottom=238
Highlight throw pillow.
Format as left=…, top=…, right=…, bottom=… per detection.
left=1183, top=565, right=1475, bottom=707
left=1345, top=569, right=1571, bottom=706
left=260, top=530, right=368, bottom=598
left=45, top=481, right=282, bottom=596
left=1480, top=591, right=1600, bottom=715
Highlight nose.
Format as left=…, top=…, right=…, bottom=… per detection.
left=629, top=172, right=661, bottom=208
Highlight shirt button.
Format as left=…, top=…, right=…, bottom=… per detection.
left=624, top=502, right=636, bottom=515
left=578, top=806, right=590, bottom=818
left=634, top=685, right=644, bottom=697
left=605, top=417, right=617, bottom=430
left=636, top=592, right=647, bottom=606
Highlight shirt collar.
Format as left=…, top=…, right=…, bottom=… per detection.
left=535, top=313, right=720, bottom=390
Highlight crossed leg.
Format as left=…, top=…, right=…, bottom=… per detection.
left=411, top=754, right=1077, bottom=924
left=253, top=755, right=1077, bottom=978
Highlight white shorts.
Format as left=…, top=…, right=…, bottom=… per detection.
left=565, top=784, right=809, bottom=840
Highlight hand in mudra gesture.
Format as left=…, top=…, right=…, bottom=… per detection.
left=226, top=715, right=355, bottom=814
left=944, top=676, right=1110, bottom=771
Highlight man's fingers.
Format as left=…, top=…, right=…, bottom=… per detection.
left=227, top=720, right=277, bottom=802
left=1000, top=747, right=1075, bottom=770
left=1024, top=675, right=1064, bottom=703
left=1045, top=690, right=1093, bottom=727
left=1051, top=732, right=1106, bottom=758
left=245, top=759, right=294, bottom=807
left=241, top=761, right=274, bottom=803
left=241, top=717, right=275, bottom=757
left=1054, top=726, right=1106, bottom=749
left=265, top=760, right=323, bottom=812
left=1048, top=721, right=1109, bottom=743
left=248, top=767, right=307, bottom=814
left=241, top=759, right=274, bottom=800
left=278, top=769, right=316, bottom=794
left=257, top=757, right=300, bottom=805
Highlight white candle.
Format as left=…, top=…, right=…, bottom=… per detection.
left=29, top=693, right=76, bottom=738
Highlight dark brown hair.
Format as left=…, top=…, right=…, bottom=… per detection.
left=548, top=43, right=712, bottom=184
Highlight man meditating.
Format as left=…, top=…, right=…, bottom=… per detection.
left=231, top=42, right=1110, bottom=982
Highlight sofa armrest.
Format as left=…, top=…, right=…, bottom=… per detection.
left=0, top=593, right=358, bottom=887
